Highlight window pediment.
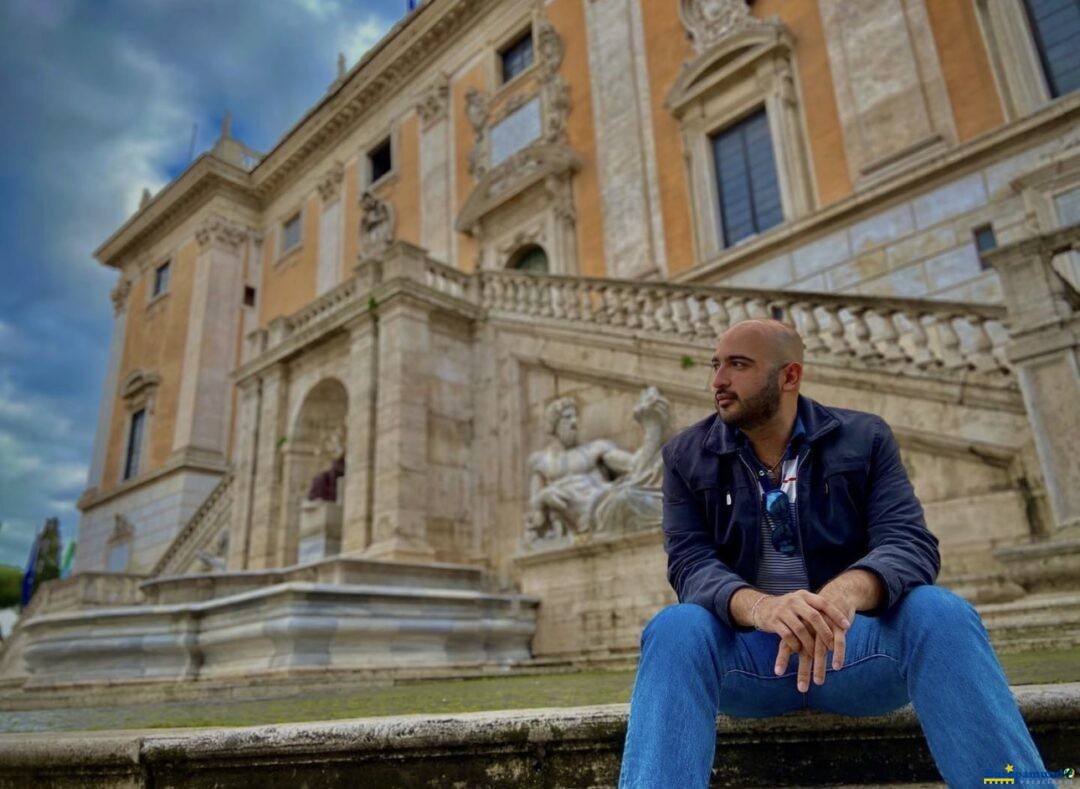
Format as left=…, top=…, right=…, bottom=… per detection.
left=666, top=21, right=791, bottom=117
left=120, top=370, right=160, bottom=408
left=456, top=143, right=581, bottom=236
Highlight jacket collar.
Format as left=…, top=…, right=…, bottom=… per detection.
left=702, top=395, right=841, bottom=456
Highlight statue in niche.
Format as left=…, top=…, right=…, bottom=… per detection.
left=525, top=387, right=671, bottom=544
left=360, top=190, right=395, bottom=256
left=306, top=426, right=346, bottom=503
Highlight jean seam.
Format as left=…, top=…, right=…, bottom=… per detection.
left=720, top=651, right=901, bottom=683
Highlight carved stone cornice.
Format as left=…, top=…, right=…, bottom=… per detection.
left=110, top=278, right=132, bottom=315
left=678, top=0, right=770, bottom=55
left=317, top=160, right=345, bottom=203
left=196, top=215, right=249, bottom=253
left=456, top=143, right=581, bottom=235
left=416, top=75, right=450, bottom=129
left=251, top=0, right=499, bottom=200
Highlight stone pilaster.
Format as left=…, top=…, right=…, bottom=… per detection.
left=172, top=215, right=248, bottom=462
left=341, top=315, right=377, bottom=554
left=86, top=277, right=133, bottom=491
left=230, top=363, right=289, bottom=570
left=418, top=75, right=453, bottom=264
left=584, top=0, right=666, bottom=279
left=317, top=162, right=344, bottom=296
left=988, top=224, right=1080, bottom=592
left=363, top=243, right=436, bottom=562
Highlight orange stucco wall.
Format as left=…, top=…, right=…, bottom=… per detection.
left=925, top=0, right=1004, bottom=142
left=454, top=62, right=486, bottom=273
left=103, top=239, right=197, bottom=489
left=549, top=0, right=606, bottom=278
left=758, top=0, right=853, bottom=205
left=640, top=0, right=697, bottom=276
left=259, top=195, right=320, bottom=325
left=371, top=113, right=421, bottom=253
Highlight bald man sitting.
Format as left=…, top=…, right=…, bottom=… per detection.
left=618, top=320, right=1045, bottom=788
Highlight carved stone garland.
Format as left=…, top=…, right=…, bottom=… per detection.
left=679, top=0, right=769, bottom=54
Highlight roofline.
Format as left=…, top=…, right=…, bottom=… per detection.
left=95, top=0, right=492, bottom=268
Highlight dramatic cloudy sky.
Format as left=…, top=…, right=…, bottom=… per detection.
left=0, top=0, right=407, bottom=568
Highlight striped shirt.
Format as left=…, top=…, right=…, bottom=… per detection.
left=738, top=418, right=810, bottom=595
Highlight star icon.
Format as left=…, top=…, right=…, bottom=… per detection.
left=1004, top=764, right=1014, bottom=773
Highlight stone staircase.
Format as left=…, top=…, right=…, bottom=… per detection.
left=0, top=683, right=1074, bottom=787
left=979, top=591, right=1080, bottom=654
left=9, top=557, right=538, bottom=691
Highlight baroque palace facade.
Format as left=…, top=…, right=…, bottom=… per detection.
left=3, top=0, right=1079, bottom=687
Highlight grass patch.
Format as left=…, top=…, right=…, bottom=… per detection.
left=2, top=648, right=1076, bottom=733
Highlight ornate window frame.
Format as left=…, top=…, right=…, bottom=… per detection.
left=666, top=1, right=815, bottom=265
left=276, top=207, right=304, bottom=263
left=457, top=9, right=579, bottom=275
left=119, top=369, right=158, bottom=483
left=974, top=0, right=1056, bottom=120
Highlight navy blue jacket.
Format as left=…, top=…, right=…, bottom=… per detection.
left=662, top=396, right=940, bottom=629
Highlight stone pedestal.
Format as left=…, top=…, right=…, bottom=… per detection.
left=298, top=500, right=343, bottom=563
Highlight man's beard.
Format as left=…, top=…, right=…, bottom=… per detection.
left=716, top=373, right=782, bottom=431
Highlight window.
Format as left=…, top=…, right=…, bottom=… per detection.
left=244, top=286, right=257, bottom=307
left=368, top=138, right=392, bottom=184
left=1023, top=0, right=1080, bottom=98
left=973, top=225, right=997, bottom=271
left=152, top=260, right=170, bottom=298
left=508, top=244, right=549, bottom=273
left=500, top=29, right=534, bottom=84
left=123, top=409, right=145, bottom=481
left=281, top=212, right=301, bottom=254
left=711, top=110, right=783, bottom=248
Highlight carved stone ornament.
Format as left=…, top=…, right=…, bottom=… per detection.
left=416, top=75, right=450, bottom=129
left=359, top=190, right=396, bottom=257
left=464, top=8, right=571, bottom=179
left=195, top=215, right=249, bottom=252
left=110, top=278, right=132, bottom=314
left=316, top=160, right=345, bottom=203
left=679, top=0, right=767, bottom=54
left=523, top=386, right=671, bottom=549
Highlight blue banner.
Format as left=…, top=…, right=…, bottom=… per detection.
left=21, top=529, right=41, bottom=607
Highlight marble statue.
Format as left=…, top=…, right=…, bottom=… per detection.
left=525, top=386, right=671, bottom=544
left=306, top=427, right=346, bottom=503
left=360, top=190, right=395, bottom=255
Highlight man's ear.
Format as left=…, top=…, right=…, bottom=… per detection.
left=781, top=362, right=803, bottom=391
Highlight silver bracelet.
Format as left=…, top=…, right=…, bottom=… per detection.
left=750, top=593, right=770, bottom=631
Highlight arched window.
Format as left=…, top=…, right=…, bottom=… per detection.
left=508, top=244, right=549, bottom=273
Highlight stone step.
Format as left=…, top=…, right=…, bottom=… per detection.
left=978, top=591, right=1080, bottom=653
left=142, top=555, right=494, bottom=604
left=0, top=683, right=1073, bottom=788
left=19, top=582, right=539, bottom=689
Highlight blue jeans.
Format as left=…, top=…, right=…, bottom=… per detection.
left=619, top=586, right=1045, bottom=788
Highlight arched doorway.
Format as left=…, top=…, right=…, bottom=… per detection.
left=281, top=378, right=348, bottom=566
left=507, top=243, right=549, bottom=273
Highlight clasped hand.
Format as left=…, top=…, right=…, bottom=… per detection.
left=754, top=589, right=855, bottom=693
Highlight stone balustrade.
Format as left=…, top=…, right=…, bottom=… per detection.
left=478, top=271, right=1013, bottom=381
left=239, top=240, right=1018, bottom=386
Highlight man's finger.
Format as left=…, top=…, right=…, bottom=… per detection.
left=774, top=639, right=793, bottom=676
left=813, top=634, right=828, bottom=686
left=796, top=649, right=811, bottom=693
left=799, top=605, right=835, bottom=651
left=782, top=615, right=816, bottom=655
left=832, top=625, right=846, bottom=670
left=802, top=594, right=852, bottom=630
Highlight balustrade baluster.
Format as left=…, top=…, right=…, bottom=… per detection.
left=866, top=309, right=905, bottom=363
left=725, top=297, right=750, bottom=325
left=706, top=297, right=730, bottom=338
left=816, top=306, right=853, bottom=356
left=745, top=298, right=769, bottom=320
left=790, top=303, right=826, bottom=355
left=621, top=288, right=642, bottom=329
left=845, top=307, right=880, bottom=361
left=689, top=294, right=712, bottom=338
left=655, top=293, right=676, bottom=333
left=671, top=296, right=694, bottom=336
left=959, top=315, right=1000, bottom=373
left=931, top=314, right=967, bottom=369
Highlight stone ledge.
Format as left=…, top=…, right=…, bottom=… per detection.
left=0, top=683, right=1074, bottom=788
